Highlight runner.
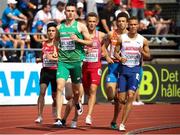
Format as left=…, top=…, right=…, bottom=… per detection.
left=53, top=2, right=92, bottom=126
left=102, top=12, right=129, bottom=129
left=60, top=12, right=105, bottom=128
left=82, top=12, right=105, bottom=125
left=34, top=22, right=58, bottom=123
left=114, top=16, right=150, bottom=131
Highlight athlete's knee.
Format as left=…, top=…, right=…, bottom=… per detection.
left=65, top=95, right=73, bottom=100
left=57, top=85, right=64, bottom=92
left=118, top=98, right=127, bottom=105
left=107, top=95, right=114, bottom=101
left=39, top=90, right=46, bottom=97
left=127, top=92, right=135, bottom=101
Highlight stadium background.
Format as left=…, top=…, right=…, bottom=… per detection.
left=0, top=0, right=180, bottom=105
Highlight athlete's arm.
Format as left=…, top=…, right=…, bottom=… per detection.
left=114, top=37, right=127, bottom=63
left=72, top=22, right=92, bottom=45
left=101, top=33, right=114, bottom=63
left=140, top=38, right=151, bottom=59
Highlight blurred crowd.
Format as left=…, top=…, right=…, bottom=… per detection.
left=0, top=0, right=177, bottom=62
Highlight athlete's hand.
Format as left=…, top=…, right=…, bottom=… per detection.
left=52, top=52, right=58, bottom=58
left=70, top=34, right=78, bottom=42
left=120, top=57, right=127, bottom=63
left=106, top=56, right=114, bottom=64
left=36, top=58, right=41, bottom=63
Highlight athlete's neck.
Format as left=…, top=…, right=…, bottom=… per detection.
left=65, top=19, right=75, bottom=26
left=89, top=29, right=96, bottom=38
left=47, top=39, right=54, bottom=46
left=128, top=32, right=138, bottom=39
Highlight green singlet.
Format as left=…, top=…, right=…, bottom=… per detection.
left=56, top=20, right=85, bottom=83
left=58, top=20, right=85, bottom=62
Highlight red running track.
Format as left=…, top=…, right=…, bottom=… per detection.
left=0, top=104, right=180, bottom=134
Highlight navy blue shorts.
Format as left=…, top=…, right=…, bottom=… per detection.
left=118, top=72, right=140, bottom=93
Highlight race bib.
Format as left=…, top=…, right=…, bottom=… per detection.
left=124, top=54, right=140, bottom=66
left=60, top=37, right=75, bottom=51
left=43, top=58, right=57, bottom=67
left=84, top=48, right=98, bottom=62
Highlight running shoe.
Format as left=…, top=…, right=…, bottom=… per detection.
left=76, top=102, right=83, bottom=116
left=85, top=115, right=92, bottom=125
left=61, top=119, right=66, bottom=126
left=119, top=123, right=126, bottom=131
left=34, top=116, right=43, bottom=123
left=53, top=119, right=63, bottom=126
left=71, top=120, right=77, bottom=128
left=111, top=122, right=117, bottom=129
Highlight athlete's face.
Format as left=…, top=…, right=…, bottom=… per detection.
left=116, top=17, right=128, bottom=30
left=128, top=19, right=139, bottom=34
left=47, top=26, right=56, bottom=40
left=65, top=6, right=77, bottom=20
left=87, top=16, right=98, bottom=31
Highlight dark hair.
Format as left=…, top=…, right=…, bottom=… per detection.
left=116, top=12, right=129, bottom=21
left=47, top=22, right=57, bottom=30
left=18, top=21, right=27, bottom=31
left=65, top=2, right=76, bottom=9
left=129, top=16, right=139, bottom=22
left=87, top=12, right=98, bottom=18
left=56, top=1, right=65, bottom=8
left=42, top=4, right=50, bottom=9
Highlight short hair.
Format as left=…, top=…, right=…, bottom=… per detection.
left=65, top=2, right=76, bottom=9
left=47, top=22, right=57, bottom=30
left=116, top=12, right=129, bottom=21
left=87, top=12, right=98, bottom=18
left=56, top=1, right=65, bottom=8
left=129, top=16, right=139, bottom=22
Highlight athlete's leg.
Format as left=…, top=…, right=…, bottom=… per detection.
left=119, top=73, right=139, bottom=130
left=62, top=81, right=74, bottom=125
left=35, top=83, right=48, bottom=122
left=56, top=78, right=66, bottom=120
left=121, top=90, right=135, bottom=125
left=106, top=82, right=117, bottom=101
left=70, top=84, right=84, bottom=128
left=54, top=62, right=70, bottom=125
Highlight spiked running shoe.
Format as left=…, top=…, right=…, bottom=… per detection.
left=76, top=102, right=83, bottom=116
left=119, top=123, right=126, bottom=131
left=35, top=116, right=43, bottom=123
left=54, top=119, right=63, bottom=127
left=111, top=122, right=117, bottom=129
left=71, top=121, right=77, bottom=128
left=85, top=115, right=92, bottom=125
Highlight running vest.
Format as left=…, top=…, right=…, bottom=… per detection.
left=58, top=20, right=85, bottom=62
left=107, top=31, right=119, bottom=61
left=42, top=42, right=58, bottom=69
left=121, top=33, right=144, bottom=67
left=83, top=31, right=101, bottom=68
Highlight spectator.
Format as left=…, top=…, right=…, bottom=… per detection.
left=17, top=21, right=31, bottom=49
left=150, top=4, right=172, bottom=44
left=32, top=4, right=52, bottom=29
left=98, top=0, right=115, bottom=33
left=114, top=4, right=130, bottom=18
left=76, top=1, right=86, bottom=23
left=0, top=19, right=13, bottom=62
left=127, top=0, right=146, bottom=20
left=31, top=20, right=47, bottom=59
left=86, top=0, right=98, bottom=15
left=10, top=22, right=25, bottom=62
left=1, top=0, right=27, bottom=31
left=52, top=1, right=66, bottom=25
left=17, top=0, right=37, bottom=31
